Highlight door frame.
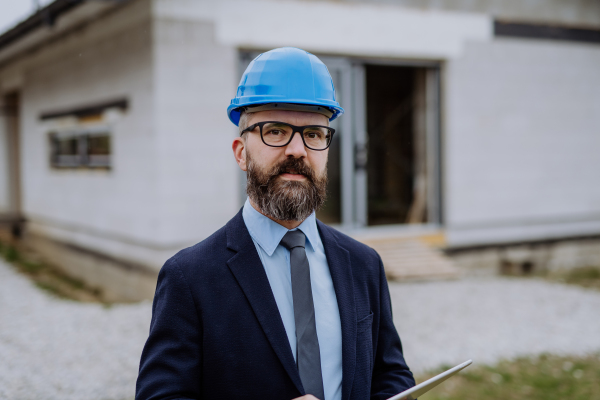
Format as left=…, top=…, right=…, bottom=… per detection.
left=339, top=57, right=443, bottom=229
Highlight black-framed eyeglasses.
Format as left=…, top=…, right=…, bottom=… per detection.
left=241, top=121, right=335, bottom=151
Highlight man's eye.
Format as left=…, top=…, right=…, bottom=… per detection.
left=266, top=129, right=283, bottom=135
left=305, top=131, right=322, bottom=139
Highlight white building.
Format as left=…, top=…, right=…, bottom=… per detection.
left=1, top=0, right=599, bottom=300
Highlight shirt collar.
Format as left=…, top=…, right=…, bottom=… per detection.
left=242, top=198, right=321, bottom=256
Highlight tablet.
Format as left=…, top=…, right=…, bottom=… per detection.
left=387, top=359, right=473, bottom=400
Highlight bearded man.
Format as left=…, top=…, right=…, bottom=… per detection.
left=136, top=47, right=415, bottom=400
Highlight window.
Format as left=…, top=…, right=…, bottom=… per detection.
left=41, top=98, right=127, bottom=170
left=87, top=132, right=111, bottom=167
left=49, top=130, right=111, bottom=168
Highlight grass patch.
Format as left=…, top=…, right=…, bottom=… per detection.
left=0, top=238, right=105, bottom=303
left=418, top=353, right=600, bottom=400
left=544, top=266, right=600, bottom=291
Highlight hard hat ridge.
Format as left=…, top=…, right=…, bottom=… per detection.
left=227, top=47, right=344, bottom=126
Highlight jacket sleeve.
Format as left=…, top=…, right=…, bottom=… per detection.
left=370, top=254, right=416, bottom=400
left=136, top=257, right=202, bottom=400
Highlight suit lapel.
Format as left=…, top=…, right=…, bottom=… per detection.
left=318, top=221, right=357, bottom=400
left=225, top=210, right=304, bottom=394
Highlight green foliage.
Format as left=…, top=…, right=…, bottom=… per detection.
left=564, top=267, right=600, bottom=286
left=5, top=245, right=19, bottom=262
left=420, top=354, right=600, bottom=400
left=547, top=266, right=600, bottom=291
left=20, top=260, right=43, bottom=274
left=34, top=281, right=64, bottom=298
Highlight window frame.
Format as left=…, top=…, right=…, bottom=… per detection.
left=48, top=125, right=112, bottom=170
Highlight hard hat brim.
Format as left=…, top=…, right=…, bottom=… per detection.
left=228, top=99, right=344, bottom=126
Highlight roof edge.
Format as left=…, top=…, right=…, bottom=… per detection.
left=0, top=0, right=130, bottom=53
left=0, top=0, right=86, bottom=52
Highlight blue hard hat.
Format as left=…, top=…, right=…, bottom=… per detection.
left=227, top=47, right=344, bottom=126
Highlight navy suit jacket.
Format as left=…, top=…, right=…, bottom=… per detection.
left=136, top=210, right=415, bottom=400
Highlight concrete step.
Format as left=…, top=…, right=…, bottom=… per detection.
left=356, top=233, right=461, bottom=281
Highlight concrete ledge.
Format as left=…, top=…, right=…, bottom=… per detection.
left=25, top=233, right=158, bottom=302
left=446, top=235, right=600, bottom=276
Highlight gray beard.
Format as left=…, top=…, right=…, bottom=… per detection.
left=246, top=153, right=328, bottom=222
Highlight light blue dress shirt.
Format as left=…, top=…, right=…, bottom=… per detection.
left=242, top=199, right=343, bottom=400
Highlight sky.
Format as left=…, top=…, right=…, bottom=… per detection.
left=0, top=0, right=54, bottom=36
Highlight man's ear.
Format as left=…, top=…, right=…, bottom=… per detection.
left=232, top=137, right=247, bottom=171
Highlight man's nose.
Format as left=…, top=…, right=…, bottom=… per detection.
left=284, top=131, right=308, bottom=158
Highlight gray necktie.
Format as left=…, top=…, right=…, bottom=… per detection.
left=280, top=230, right=325, bottom=400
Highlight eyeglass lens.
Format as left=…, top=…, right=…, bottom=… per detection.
left=261, top=122, right=332, bottom=149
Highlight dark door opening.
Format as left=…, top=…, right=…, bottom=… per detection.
left=365, top=65, right=432, bottom=226
left=1, top=92, right=22, bottom=236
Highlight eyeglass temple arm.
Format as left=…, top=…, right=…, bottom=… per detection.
left=240, top=123, right=259, bottom=136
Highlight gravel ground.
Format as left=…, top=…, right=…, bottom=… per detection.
left=390, top=277, right=600, bottom=373
left=1, top=258, right=600, bottom=399
left=0, top=259, right=152, bottom=400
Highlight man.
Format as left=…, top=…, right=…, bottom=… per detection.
left=136, top=47, right=415, bottom=400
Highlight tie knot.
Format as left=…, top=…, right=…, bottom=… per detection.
left=280, top=230, right=306, bottom=250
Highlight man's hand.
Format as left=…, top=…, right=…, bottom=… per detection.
left=292, top=396, right=320, bottom=400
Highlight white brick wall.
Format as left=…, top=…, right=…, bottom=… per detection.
left=154, top=0, right=492, bottom=60
left=324, top=0, right=600, bottom=28
left=152, top=17, right=240, bottom=245
left=10, top=0, right=170, bottom=267
left=0, top=0, right=242, bottom=269
left=445, top=38, right=600, bottom=246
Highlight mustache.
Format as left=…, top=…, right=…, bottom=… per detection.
left=269, top=157, right=317, bottom=183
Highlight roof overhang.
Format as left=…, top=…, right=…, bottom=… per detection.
left=0, top=0, right=129, bottom=67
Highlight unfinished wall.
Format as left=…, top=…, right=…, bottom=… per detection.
left=7, top=0, right=172, bottom=270
left=445, top=38, right=600, bottom=247
left=153, top=0, right=492, bottom=60
left=331, top=0, right=600, bottom=28
left=152, top=16, right=239, bottom=245
left=2, top=0, right=597, bottom=294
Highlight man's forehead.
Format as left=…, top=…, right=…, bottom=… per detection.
left=248, top=110, right=329, bottom=126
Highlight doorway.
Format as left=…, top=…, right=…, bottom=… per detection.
left=338, top=61, right=442, bottom=228
left=365, top=65, right=438, bottom=226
